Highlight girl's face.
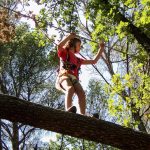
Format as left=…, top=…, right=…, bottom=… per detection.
left=75, top=42, right=81, bottom=53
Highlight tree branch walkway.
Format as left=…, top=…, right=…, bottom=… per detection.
left=0, top=94, right=150, bottom=149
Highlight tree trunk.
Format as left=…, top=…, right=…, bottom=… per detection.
left=126, top=41, right=147, bottom=133
left=0, top=94, right=150, bottom=150
left=132, top=110, right=147, bottom=133
left=0, top=120, right=2, bottom=150
left=12, top=122, right=19, bottom=150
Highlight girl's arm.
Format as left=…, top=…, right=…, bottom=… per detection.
left=57, top=33, right=76, bottom=50
left=82, top=41, right=105, bottom=65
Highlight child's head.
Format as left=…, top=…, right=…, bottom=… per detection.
left=66, top=38, right=81, bottom=53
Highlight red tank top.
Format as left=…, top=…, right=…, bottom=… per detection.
left=58, top=47, right=84, bottom=79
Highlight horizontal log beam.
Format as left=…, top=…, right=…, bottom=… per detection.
left=0, top=94, right=150, bottom=149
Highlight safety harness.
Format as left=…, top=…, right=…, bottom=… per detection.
left=59, top=49, right=81, bottom=77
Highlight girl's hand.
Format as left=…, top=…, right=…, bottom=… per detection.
left=99, top=39, right=105, bottom=48
left=68, top=32, right=76, bottom=39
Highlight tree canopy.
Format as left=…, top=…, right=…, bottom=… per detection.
left=0, top=0, right=150, bottom=149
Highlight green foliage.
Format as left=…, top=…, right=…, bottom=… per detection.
left=116, top=21, right=129, bottom=39
left=49, top=134, right=118, bottom=150
left=86, top=0, right=150, bottom=53
left=31, top=29, right=50, bottom=47
left=134, top=0, right=150, bottom=27
left=47, top=50, right=59, bottom=67
left=86, top=79, right=109, bottom=119
left=35, top=0, right=80, bottom=37
left=0, top=43, right=11, bottom=72
left=87, top=6, right=116, bottom=52
left=105, top=62, right=150, bottom=128
left=0, top=23, right=64, bottom=149
left=1, top=23, right=56, bottom=94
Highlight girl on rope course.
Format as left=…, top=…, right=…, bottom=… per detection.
left=55, top=33, right=105, bottom=115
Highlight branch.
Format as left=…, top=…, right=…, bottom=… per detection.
left=2, top=140, right=9, bottom=150
left=79, top=53, right=110, bottom=85
left=0, top=94, right=150, bottom=149
left=0, top=76, right=8, bottom=94
left=141, top=105, right=150, bottom=118
left=19, top=127, right=35, bottom=145
left=1, top=121, right=12, bottom=139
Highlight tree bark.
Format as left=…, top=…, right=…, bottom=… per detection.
left=12, top=122, right=19, bottom=150
left=0, top=120, right=2, bottom=150
left=0, top=94, right=150, bottom=150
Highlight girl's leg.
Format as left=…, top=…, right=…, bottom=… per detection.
left=61, top=78, right=75, bottom=111
left=74, top=83, right=86, bottom=115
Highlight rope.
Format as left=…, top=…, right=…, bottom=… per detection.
left=79, top=53, right=110, bottom=85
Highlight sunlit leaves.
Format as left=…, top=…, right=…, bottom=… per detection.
left=134, top=4, right=150, bottom=27
left=123, top=0, right=136, bottom=8
left=116, top=21, right=129, bottom=39
left=34, top=0, right=80, bottom=36
left=105, top=62, right=150, bottom=128
left=31, top=29, right=52, bottom=48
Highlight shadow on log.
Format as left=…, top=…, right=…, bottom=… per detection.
left=0, top=94, right=150, bottom=149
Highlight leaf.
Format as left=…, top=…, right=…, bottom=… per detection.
left=124, top=74, right=130, bottom=81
